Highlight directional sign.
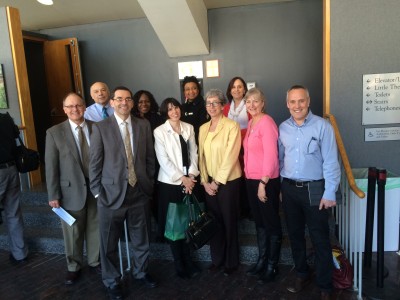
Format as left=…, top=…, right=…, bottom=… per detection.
left=362, top=72, right=400, bottom=125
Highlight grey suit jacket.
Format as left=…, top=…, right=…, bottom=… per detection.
left=45, top=119, right=93, bottom=211
left=89, top=115, right=155, bottom=209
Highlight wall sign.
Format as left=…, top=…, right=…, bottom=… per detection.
left=362, top=72, right=400, bottom=125
left=365, top=127, right=400, bottom=142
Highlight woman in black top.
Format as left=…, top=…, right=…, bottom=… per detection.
left=180, top=76, right=208, bottom=144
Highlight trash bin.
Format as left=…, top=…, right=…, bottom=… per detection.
left=350, top=168, right=400, bottom=252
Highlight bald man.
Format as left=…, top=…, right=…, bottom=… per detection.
left=84, top=82, right=114, bottom=121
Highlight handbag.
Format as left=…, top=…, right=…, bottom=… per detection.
left=185, top=194, right=217, bottom=250
left=164, top=195, right=190, bottom=241
left=332, top=246, right=354, bottom=289
left=15, top=135, right=40, bottom=173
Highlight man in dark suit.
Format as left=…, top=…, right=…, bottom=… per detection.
left=89, top=86, right=156, bottom=300
left=45, top=92, right=100, bottom=285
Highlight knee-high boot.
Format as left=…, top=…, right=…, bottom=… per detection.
left=182, top=241, right=201, bottom=278
left=170, top=240, right=189, bottom=279
left=247, top=227, right=268, bottom=276
left=258, top=235, right=282, bottom=283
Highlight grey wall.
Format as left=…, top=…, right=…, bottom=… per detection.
left=40, top=0, right=322, bottom=126
left=331, top=0, right=400, bottom=174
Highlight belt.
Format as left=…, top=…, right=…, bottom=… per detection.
left=283, top=177, right=323, bottom=188
left=0, top=161, right=16, bottom=169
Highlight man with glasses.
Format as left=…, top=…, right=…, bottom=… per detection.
left=89, top=86, right=156, bottom=300
left=84, top=82, right=114, bottom=121
left=45, top=92, right=100, bottom=285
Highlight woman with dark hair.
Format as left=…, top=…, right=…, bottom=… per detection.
left=132, top=90, right=164, bottom=131
left=243, top=88, right=281, bottom=284
left=224, top=77, right=250, bottom=133
left=224, top=76, right=251, bottom=218
left=180, top=76, right=208, bottom=144
left=132, top=90, right=164, bottom=227
left=198, top=89, right=242, bottom=276
left=154, top=98, right=201, bottom=279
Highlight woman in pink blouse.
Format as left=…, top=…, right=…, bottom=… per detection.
left=243, top=88, right=282, bottom=284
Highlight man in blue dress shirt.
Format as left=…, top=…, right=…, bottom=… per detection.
left=84, top=82, right=114, bottom=121
left=279, top=85, right=340, bottom=300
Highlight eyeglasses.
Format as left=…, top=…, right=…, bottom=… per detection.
left=205, top=102, right=222, bottom=107
left=113, top=97, right=133, bottom=102
left=64, top=104, right=84, bottom=109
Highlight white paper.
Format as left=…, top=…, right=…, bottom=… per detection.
left=52, top=207, right=76, bottom=226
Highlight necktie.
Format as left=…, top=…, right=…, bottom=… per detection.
left=102, top=107, right=109, bottom=119
left=77, top=125, right=89, bottom=177
left=123, top=122, right=137, bottom=187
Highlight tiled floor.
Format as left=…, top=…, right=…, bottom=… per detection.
left=1, top=249, right=386, bottom=300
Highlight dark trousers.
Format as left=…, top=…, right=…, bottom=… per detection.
left=205, top=177, right=240, bottom=269
left=281, top=180, right=333, bottom=291
left=246, top=178, right=281, bottom=236
left=98, top=185, right=151, bottom=289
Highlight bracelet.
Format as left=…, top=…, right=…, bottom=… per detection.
left=260, top=179, right=267, bottom=185
left=213, top=180, right=220, bottom=186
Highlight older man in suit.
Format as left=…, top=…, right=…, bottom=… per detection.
left=89, top=86, right=156, bottom=300
left=45, top=92, right=100, bottom=285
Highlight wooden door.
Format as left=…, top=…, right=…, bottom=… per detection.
left=43, top=38, right=84, bottom=126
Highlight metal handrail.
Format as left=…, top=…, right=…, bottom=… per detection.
left=324, top=114, right=365, bottom=199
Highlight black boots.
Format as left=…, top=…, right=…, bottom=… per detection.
left=246, top=227, right=268, bottom=276
left=170, top=240, right=201, bottom=279
left=258, top=235, right=282, bottom=283
left=170, top=240, right=189, bottom=278
left=182, top=242, right=201, bottom=278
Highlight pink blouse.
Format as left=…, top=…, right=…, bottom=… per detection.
left=243, top=114, right=279, bottom=180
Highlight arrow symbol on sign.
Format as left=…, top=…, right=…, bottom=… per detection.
left=366, top=107, right=370, bottom=111
left=366, top=86, right=371, bottom=90
left=367, top=79, right=371, bottom=83
left=366, top=93, right=370, bottom=97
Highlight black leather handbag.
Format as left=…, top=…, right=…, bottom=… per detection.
left=185, top=194, right=217, bottom=250
left=15, top=135, right=40, bottom=173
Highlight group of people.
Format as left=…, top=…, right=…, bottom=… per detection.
left=0, top=76, right=340, bottom=300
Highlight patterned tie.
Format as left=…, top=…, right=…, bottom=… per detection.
left=102, top=106, right=109, bottom=119
left=123, top=122, right=137, bottom=187
left=77, top=125, right=89, bottom=177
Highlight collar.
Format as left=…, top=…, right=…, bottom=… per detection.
left=289, top=110, right=313, bottom=127
left=114, top=114, right=132, bottom=126
left=68, top=119, right=86, bottom=129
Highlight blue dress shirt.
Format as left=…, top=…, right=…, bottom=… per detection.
left=278, top=111, right=340, bottom=201
left=84, top=103, right=114, bottom=122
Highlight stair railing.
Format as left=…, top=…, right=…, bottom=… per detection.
left=324, top=114, right=365, bottom=299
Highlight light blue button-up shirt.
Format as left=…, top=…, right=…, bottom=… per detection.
left=84, top=103, right=114, bottom=122
left=278, top=111, right=340, bottom=201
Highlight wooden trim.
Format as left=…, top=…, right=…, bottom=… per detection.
left=325, top=114, right=365, bottom=199
left=323, top=0, right=331, bottom=115
left=6, top=7, right=42, bottom=185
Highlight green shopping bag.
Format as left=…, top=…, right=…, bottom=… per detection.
left=164, top=197, right=190, bottom=241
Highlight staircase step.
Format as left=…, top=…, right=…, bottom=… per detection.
left=0, top=190, right=320, bottom=265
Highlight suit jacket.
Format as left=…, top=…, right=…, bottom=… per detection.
left=45, top=119, right=93, bottom=211
left=198, top=115, right=242, bottom=185
left=154, top=120, right=200, bottom=185
left=89, top=114, right=155, bottom=209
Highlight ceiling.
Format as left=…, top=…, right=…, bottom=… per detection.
left=0, top=0, right=293, bottom=31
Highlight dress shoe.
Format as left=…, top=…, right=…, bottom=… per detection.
left=90, top=264, right=102, bottom=275
left=207, top=264, right=221, bottom=273
left=107, top=285, right=123, bottom=300
left=9, top=254, right=28, bottom=265
left=137, top=274, right=158, bottom=288
left=320, top=291, right=332, bottom=300
left=223, top=267, right=238, bottom=276
left=287, top=276, right=311, bottom=293
left=65, top=270, right=81, bottom=285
